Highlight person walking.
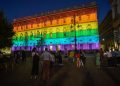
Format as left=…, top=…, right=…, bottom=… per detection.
left=31, top=47, right=39, bottom=79
left=40, top=48, right=53, bottom=82
left=75, top=51, right=81, bottom=68
left=80, top=50, right=86, bottom=67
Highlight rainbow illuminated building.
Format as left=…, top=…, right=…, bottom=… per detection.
left=12, top=3, right=99, bottom=51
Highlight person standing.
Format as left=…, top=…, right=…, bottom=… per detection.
left=31, top=47, right=39, bottom=79
left=100, top=48, right=104, bottom=66
left=22, top=50, right=26, bottom=62
left=75, top=51, right=81, bottom=68
left=80, top=50, right=86, bottom=67
left=96, top=50, right=100, bottom=68
left=40, top=48, right=52, bottom=82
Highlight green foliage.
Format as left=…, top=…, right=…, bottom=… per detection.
left=0, top=11, right=15, bottom=48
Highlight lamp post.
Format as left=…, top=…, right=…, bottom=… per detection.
left=71, top=13, right=77, bottom=53
left=25, top=32, right=28, bottom=50
left=35, top=32, right=44, bottom=51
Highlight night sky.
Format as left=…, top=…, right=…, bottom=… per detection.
left=0, top=0, right=111, bottom=23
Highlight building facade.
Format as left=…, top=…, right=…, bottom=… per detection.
left=110, top=0, right=120, bottom=50
left=12, top=3, right=99, bottom=51
left=99, top=10, right=114, bottom=51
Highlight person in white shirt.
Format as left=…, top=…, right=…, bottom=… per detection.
left=40, top=48, right=52, bottom=81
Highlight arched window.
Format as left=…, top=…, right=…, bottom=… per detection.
left=77, top=25, right=83, bottom=30
left=25, top=32, right=28, bottom=36
left=30, top=32, right=33, bottom=40
left=80, top=44, right=83, bottom=49
left=15, top=34, right=18, bottom=41
left=89, top=44, right=92, bottom=50
left=70, top=25, right=75, bottom=37
left=20, top=33, right=23, bottom=40
left=56, top=28, right=60, bottom=38
left=78, top=16, right=81, bottom=21
left=86, top=24, right=92, bottom=29
left=16, top=37, right=18, bottom=41
left=31, top=24, right=33, bottom=28
left=44, top=21, right=46, bottom=27
left=56, top=19, right=59, bottom=24
left=86, top=24, right=92, bottom=35
left=49, top=29, right=53, bottom=38
left=25, top=32, right=28, bottom=40
left=43, top=29, right=47, bottom=38
left=37, top=30, right=40, bottom=37
left=63, top=18, right=66, bottom=23
left=63, top=27, right=67, bottom=37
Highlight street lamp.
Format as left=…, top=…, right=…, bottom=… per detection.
left=71, top=13, right=77, bottom=53
left=25, top=32, right=28, bottom=50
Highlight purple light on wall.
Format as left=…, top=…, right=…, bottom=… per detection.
left=12, top=43, right=100, bottom=52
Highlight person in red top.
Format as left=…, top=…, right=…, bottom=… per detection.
left=75, top=51, right=81, bottom=68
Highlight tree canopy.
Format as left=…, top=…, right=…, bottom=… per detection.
left=0, top=11, right=14, bottom=48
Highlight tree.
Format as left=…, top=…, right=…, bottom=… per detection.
left=0, top=11, right=15, bottom=48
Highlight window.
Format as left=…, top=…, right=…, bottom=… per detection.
left=89, top=39, right=92, bottom=42
left=56, top=28, right=59, bottom=38
left=16, top=27, right=18, bottom=31
left=16, top=37, right=18, bottom=41
left=25, top=32, right=28, bottom=36
left=89, top=44, right=92, bottom=50
left=57, top=19, right=59, bottom=24
left=49, top=29, right=53, bottom=38
left=26, top=25, right=28, bottom=29
left=37, top=23, right=39, bottom=27
left=79, top=16, right=81, bottom=21
left=71, top=18, right=74, bottom=23
left=25, top=32, right=28, bottom=40
left=30, top=32, right=33, bottom=40
left=37, top=31, right=40, bottom=37
left=50, top=20, right=52, bottom=25
left=20, top=33, right=23, bottom=40
left=63, top=18, right=66, bottom=23
left=31, top=24, right=33, bottom=28
left=21, top=26, right=23, bottom=30
left=114, top=4, right=118, bottom=18
left=63, top=27, right=67, bottom=37
left=78, top=25, right=83, bottom=30
left=49, top=32, right=52, bottom=38
left=87, top=14, right=90, bottom=20
left=43, top=29, right=47, bottom=38
left=44, top=21, right=46, bottom=26
left=87, top=24, right=92, bottom=29
left=80, top=44, right=83, bottom=49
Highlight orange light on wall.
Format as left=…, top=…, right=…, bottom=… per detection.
left=52, top=19, right=57, bottom=26
left=59, top=18, right=63, bottom=25
left=46, top=20, right=50, bottom=27
left=90, top=13, right=97, bottom=21
left=65, top=17, right=72, bottom=24
left=13, top=7, right=98, bottom=33
left=13, top=27, right=17, bottom=32
left=33, top=23, right=37, bottom=29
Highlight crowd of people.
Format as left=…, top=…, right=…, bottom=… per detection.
left=30, top=47, right=87, bottom=84
left=1, top=47, right=120, bottom=84
left=95, top=48, right=120, bottom=67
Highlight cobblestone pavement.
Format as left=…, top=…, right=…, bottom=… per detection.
left=0, top=55, right=120, bottom=86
